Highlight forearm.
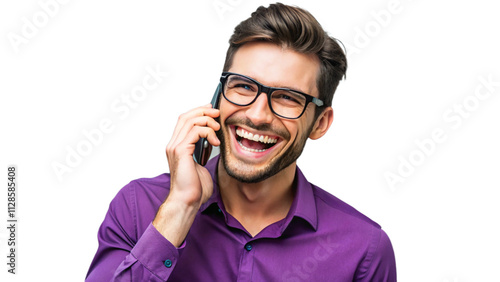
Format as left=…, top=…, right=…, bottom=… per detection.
left=152, top=193, right=201, bottom=248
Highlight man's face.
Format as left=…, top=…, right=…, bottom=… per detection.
left=218, top=41, right=321, bottom=183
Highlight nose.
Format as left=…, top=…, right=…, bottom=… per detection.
left=244, top=92, right=274, bottom=125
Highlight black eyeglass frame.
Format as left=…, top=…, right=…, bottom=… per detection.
left=220, top=72, right=324, bottom=119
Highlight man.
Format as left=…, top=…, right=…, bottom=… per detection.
left=87, top=3, right=396, bottom=281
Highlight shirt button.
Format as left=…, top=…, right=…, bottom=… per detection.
left=245, top=244, right=252, bottom=251
left=164, top=259, right=173, bottom=268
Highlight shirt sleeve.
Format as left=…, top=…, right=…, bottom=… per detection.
left=86, top=184, right=181, bottom=282
left=355, top=228, right=397, bottom=282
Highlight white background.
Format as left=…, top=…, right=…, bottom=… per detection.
left=1, top=0, right=499, bottom=281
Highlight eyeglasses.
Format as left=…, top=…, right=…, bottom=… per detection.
left=220, top=72, right=324, bottom=119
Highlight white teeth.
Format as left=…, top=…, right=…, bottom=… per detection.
left=238, top=140, right=266, bottom=152
left=235, top=127, right=278, bottom=144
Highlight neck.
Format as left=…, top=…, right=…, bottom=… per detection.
left=217, top=161, right=296, bottom=237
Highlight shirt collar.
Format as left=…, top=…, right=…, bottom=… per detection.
left=200, top=155, right=318, bottom=231
left=284, top=166, right=318, bottom=231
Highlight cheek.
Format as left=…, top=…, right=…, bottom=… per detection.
left=282, top=121, right=300, bottom=141
left=286, top=119, right=312, bottom=145
left=219, top=101, right=238, bottom=124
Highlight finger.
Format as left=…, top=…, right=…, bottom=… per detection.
left=167, top=126, right=220, bottom=160
left=174, top=105, right=220, bottom=133
left=172, top=116, right=220, bottom=148
left=169, top=106, right=220, bottom=146
left=183, top=126, right=220, bottom=151
left=168, top=115, right=220, bottom=153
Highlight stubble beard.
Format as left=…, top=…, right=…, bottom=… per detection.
left=217, top=117, right=313, bottom=183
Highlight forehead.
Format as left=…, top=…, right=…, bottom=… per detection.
left=228, top=42, right=320, bottom=96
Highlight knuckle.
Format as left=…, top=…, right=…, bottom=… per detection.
left=172, top=145, right=183, bottom=156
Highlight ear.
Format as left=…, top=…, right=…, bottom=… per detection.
left=309, top=107, right=333, bottom=140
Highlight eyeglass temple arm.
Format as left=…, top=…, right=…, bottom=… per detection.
left=312, top=97, right=324, bottom=107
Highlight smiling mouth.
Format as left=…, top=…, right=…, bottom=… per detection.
left=235, top=127, right=279, bottom=153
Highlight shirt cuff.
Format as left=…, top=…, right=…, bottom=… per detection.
left=130, top=223, right=184, bottom=280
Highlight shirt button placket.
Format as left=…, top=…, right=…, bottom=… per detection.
left=244, top=243, right=252, bottom=251
left=237, top=242, right=255, bottom=281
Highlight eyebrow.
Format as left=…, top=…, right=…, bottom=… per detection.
left=268, top=82, right=309, bottom=95
left=279, top=85, right=308, bottom=94
left=231, top=75, right=254, bottom=84
left=243, top=73, right=310, bottom=94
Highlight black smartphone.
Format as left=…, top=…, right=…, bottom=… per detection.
left=193, top=83, right=222, bottom=166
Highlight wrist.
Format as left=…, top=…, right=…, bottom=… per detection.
left=166, top=188, right=204, bottom=209
left=153, top=195, right=201, bottom=247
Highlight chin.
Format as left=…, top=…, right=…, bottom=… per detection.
left=218, top=131, right=307, bottom=184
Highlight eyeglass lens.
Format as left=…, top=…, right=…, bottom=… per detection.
left=224, top=74, right=307, bottom=119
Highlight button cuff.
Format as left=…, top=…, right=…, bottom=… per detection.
left=164, top=259, right=173, bottom=268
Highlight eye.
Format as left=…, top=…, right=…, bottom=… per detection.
left=235, top=83, right=254, bottom=91
left=274, top=93, right=300, bottom=103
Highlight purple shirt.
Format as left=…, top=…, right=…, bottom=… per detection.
left=86, top=156, right=396, bottom=281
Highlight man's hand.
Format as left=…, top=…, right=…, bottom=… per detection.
left=153, top=104, right=220, bottom=247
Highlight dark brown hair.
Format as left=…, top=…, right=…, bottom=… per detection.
left=223, top=3, right=347, bottom=118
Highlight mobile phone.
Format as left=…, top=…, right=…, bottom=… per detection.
left=193, top=83, right=222, bottom=166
